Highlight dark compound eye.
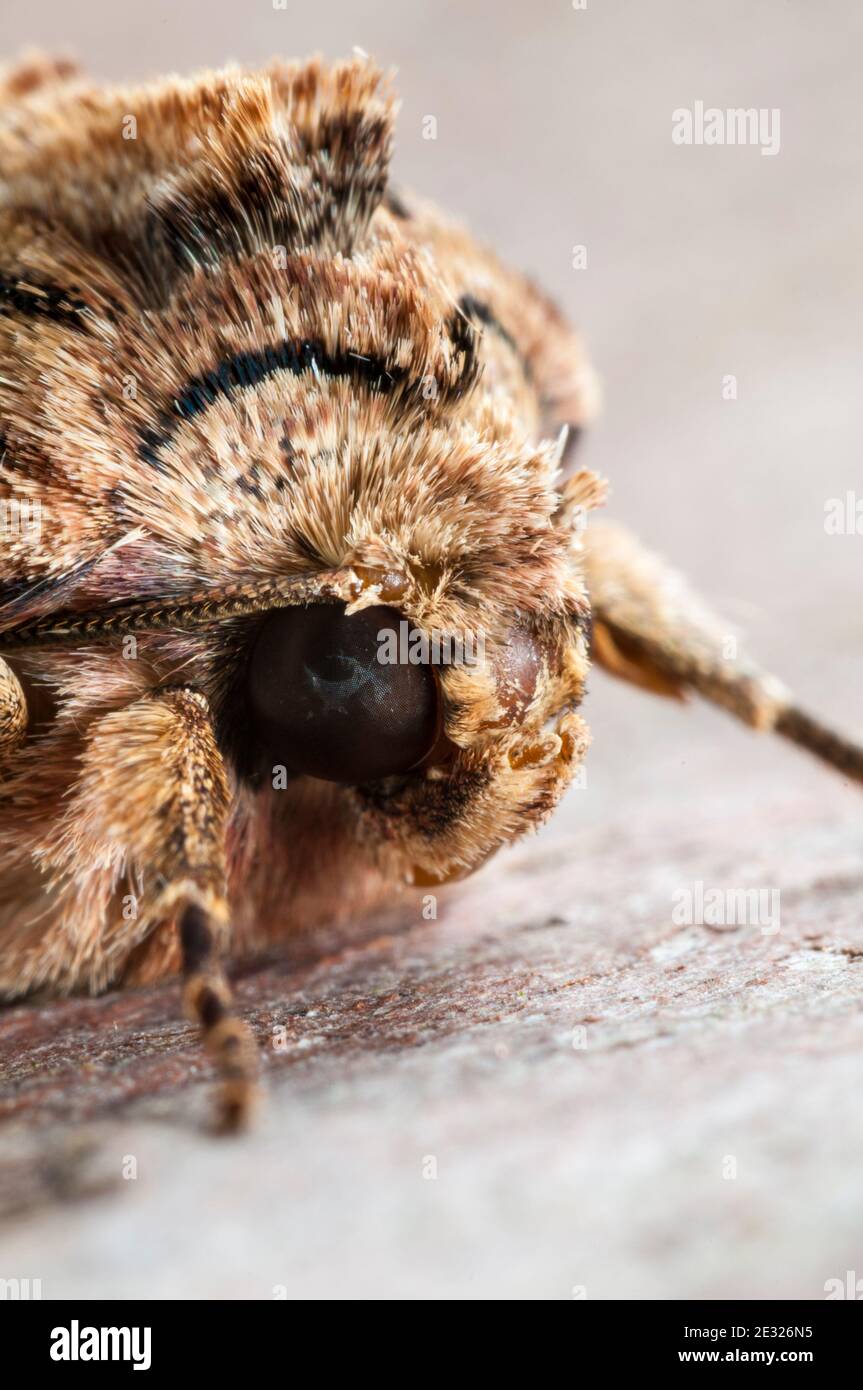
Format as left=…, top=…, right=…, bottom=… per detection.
left=247, top=603, right=439, bottom=784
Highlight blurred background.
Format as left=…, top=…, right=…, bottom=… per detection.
left=0, top=1, right=861, bottom=1300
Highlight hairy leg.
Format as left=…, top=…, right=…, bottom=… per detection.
left=133, top=687, right=260, bottom=1131
left=23, top=685, right=258, bottom=1129
left=584, top=520, right=863, bottom=785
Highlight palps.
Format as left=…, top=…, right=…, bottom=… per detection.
left=0, top=53, right=860, bottom=1130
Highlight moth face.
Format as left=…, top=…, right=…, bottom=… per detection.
left=215, top=525, right=589, bottom=884
left=201, top=420, right=600, bottom=885
left=246, top=603, right=439, bottom=784
left=226, top=541, right=592, bottom=886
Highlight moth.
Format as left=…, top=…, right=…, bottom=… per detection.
left=0, top=53, right=860, bottom=1132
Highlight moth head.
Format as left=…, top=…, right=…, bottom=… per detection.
left=233, top=461, right=605, bottom=887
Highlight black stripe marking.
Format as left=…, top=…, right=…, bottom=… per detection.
left=457, top=294, right=522, bottom=362
left=0, top=275, right=88, bottom=328
left=138, top=338, right=430, bottom=470
left=179, top=902, right=214, bottom=977
left=448, top=294, right=533, bottom=396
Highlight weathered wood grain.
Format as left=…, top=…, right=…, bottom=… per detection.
left=1, top=772, right=861, bottom=1298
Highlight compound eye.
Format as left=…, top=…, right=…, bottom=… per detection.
left=247, top=603, right=439, bottom=784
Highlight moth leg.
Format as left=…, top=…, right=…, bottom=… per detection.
left=33, top=685, right=259, bottom=1129
left=584, top=520, right=863, bottom=785
left=0, top=655, right=27, bottom=760
left=140, top=688, right=260, bottom=1133
left=178, top=901, right=260, bottom=1134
